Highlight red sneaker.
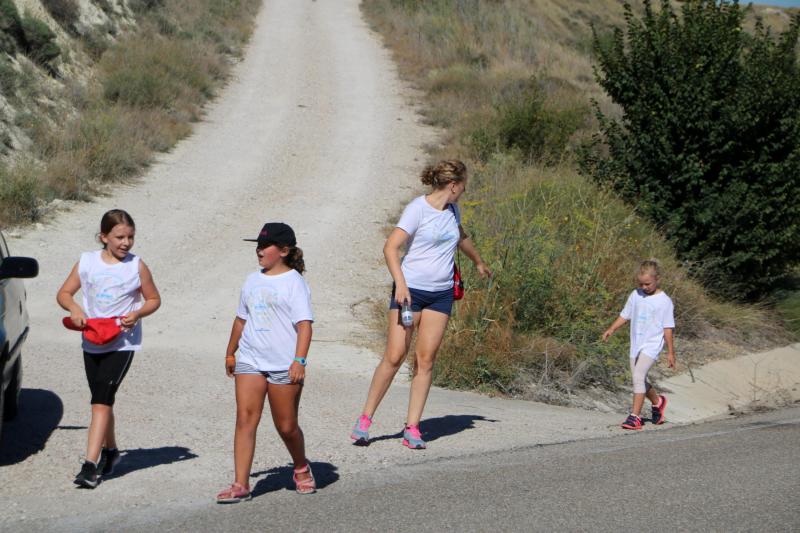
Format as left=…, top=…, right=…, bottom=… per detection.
left=651, top=395, right=667, bottom=425
left=621, top=414, right=643, bottom=430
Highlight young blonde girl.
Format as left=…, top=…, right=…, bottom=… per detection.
left=57, top=209, right=161, bottom=488
left=603, top=260, right=676, bottom=429
left=216, top=222, right=314, bottom=503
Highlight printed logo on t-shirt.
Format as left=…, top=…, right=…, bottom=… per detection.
left=88, top=273, right=126, bottom=313
left=248, top=286, right=280, bottom=332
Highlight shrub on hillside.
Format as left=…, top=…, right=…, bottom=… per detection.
left=0, top=0, right=23, bottom=54
left=470, top=79, right=586, bottom=164
left=21, top=14, right=61, bottom=71
left=584, top=0, right=800, bottom=299
left=41, top=0, right=80, bottom=32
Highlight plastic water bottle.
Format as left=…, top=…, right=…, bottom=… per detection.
left=401, top=299, right=413, bottom=327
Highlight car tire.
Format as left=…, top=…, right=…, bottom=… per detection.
left=2, top=355, right=21, bottom=422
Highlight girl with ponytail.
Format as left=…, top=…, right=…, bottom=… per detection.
left=216, top=222, right=316, bottom=502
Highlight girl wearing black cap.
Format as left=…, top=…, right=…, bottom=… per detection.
left=216, top=222, right=315, bottom=503
left=351, top=160, right=491, bottom=449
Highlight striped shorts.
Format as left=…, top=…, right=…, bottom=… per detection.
left=234, top=360, right=296, bottom=385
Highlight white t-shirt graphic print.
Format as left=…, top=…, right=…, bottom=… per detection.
left=78, top=250, right=143, bottom=353
left=620, top=289, right=675, bottom=360
left=236, top=269, right=313, bottom=371
left=396, top=196, right=461, bottom=292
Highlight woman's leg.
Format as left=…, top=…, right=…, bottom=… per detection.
left=406, top=309, right=449, bottom=427
left=266, top=382, right=310, bottom=481
left=360, top=309, right=415, bottom=417
left=234, top=374, right=268, bottom=488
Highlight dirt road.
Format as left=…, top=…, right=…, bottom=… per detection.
left=2, top=1, right=623, bottom=529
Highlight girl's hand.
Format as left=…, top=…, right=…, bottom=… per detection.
left=225, top=355, right=236, bottom=377
left=601, top=329, right=614, bottom=342
left=289, top=361, right=305, bottom=383
left=394, top=284, right=412, bottom=307
left=120, top=311, right=139, bottom=329
left=667, top=352, right=676, bottom=369
left=476, top=261, right=493, bottom=279
left=69, top=310, right=87, bottom=329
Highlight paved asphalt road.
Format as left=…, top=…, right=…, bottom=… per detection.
left=112, top=406, right=799, bottom=532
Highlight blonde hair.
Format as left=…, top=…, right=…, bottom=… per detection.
left=638, top=259, right=661, bottom=278
left=420, top=160, right=467, bottom=189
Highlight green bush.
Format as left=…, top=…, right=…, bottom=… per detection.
left=0, top=162, right=40, bottom=224
left=41, top=0, right=80, bottom=32
left=584, top=0, right=800, bottom=299
left=0, top=0, right=23, bottom=54
left=21, top=14, right=61, bottom=70
left=470, top=79, right=586, bottom=164
left=0, top=55, right=17, bottom=95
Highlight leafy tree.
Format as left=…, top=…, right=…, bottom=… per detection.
left=584, top=0, right=800, bottom=299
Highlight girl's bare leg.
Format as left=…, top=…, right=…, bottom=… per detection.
left=86, top=405, right=112, bottom=463
left=267, top=382, right=310, bottom=482
left=234, top=375, right=268, bottom=488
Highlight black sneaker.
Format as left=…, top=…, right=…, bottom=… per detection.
left=99, top=448, right=121, bottom=476
left=74, top=461, right=100, bottom=489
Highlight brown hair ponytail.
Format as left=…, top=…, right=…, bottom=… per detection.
left=285, top=246, right=305, bottom=274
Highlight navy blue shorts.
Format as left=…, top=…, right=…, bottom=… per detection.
left=389, top=284, right=454, bottom=316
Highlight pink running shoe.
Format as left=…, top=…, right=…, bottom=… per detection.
left=402, top=424, right=426, bottom=449
left=350, top=414, right=372, bottom=445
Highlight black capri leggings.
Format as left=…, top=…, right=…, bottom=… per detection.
left=83, top=350, right=134, bottom=406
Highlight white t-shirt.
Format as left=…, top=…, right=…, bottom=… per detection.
left=396, top=195, right=461, bottom=292
left=78, top=250, right=143, bottom=353
left=236, top=269, right=314, bottom=371
left=620, top=289, right=675, bottom=360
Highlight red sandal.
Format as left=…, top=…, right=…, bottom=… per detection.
left=216, top=482, right=252, bottom=503
left=293, top=464, right=316, bottom=494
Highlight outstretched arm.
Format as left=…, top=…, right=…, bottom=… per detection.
left=602, top=316, right=629, bottom=341
left=457, top=225, right=491, bottom=278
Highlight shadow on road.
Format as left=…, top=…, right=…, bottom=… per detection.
left=103, top=446, right=198, bottom=479
left=367, top=414, right=497, bottom=444
left=250, top=461, right=339, bottom=497
left=0, top=388, right=63, bottom=466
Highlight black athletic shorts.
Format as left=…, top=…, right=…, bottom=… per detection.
left=83, top=350, right=134, bottom=406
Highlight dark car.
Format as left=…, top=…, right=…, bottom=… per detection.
left=0, top=231, right=38, bottom=441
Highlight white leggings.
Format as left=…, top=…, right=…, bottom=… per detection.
left=630, top=354, right=656, bottom=394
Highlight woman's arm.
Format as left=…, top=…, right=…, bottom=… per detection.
left=384, top=227, right=411, bottom=305
left=457, top=225, right=492, bottom=278
left=121, top=260, right=162, bottom=328
left=56, top=262, right=86, bottom=327
left=288, top=320, right=313, bottom=383
left=225, top=317, right=246, bottom=377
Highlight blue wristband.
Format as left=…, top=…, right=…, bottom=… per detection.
left=293, top=357, right=307, bottom=366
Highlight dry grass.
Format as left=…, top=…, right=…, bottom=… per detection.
left=0, top=0, right=260, bottom=226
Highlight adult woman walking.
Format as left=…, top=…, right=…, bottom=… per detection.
left=350, top=160, right=491, bottom=449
